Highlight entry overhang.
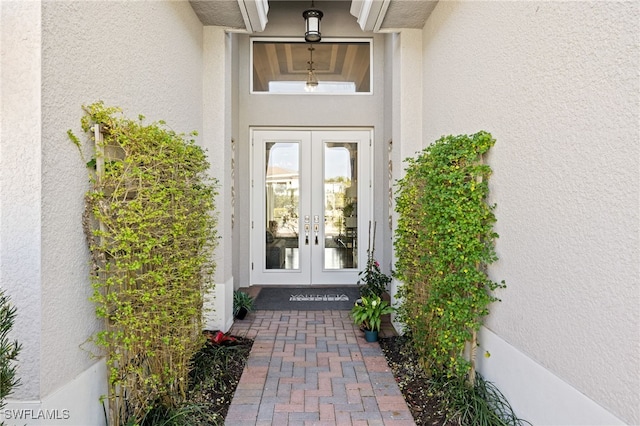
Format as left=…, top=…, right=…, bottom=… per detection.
left=189, top=0, right=269, bottom=31
left=350, top=0, right=391, bottom=32
left=190, top=1, right=437, bottom=32
left=238, top=0, right=269, bottom=32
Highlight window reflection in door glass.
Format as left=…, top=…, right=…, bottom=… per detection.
left=324, top=142, right=357, bottom=270
left=265, top=142, right=299, bottom=270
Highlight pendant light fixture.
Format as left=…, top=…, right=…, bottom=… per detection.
left=305, top=47, right=319, bottom=92
left=303, top=1, right=323, bottom=43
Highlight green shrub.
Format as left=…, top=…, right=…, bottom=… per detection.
left=70, top=102, right=218, bottom=425
left=0, top=290, right=21, bottom=418
left=394, top=131, right=504, bottom=381
left=439, top=373, right=530, bottom=426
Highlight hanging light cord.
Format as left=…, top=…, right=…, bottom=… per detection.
left=306, top=47, right=318, bottom=90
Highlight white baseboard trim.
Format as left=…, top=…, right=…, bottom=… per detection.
left=203, top=277, right=234, bottom=332
left=1, top=359, right=108, bottom=426
left=224, top=311, right=235, bottom=332
left=477, top=327, right=625, bottom=425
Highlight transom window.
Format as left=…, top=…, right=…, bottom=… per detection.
left=251, top=38, right=372, bottom=94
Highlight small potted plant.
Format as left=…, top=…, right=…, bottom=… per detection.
left=357, top=221, right=391, bottom=299
left=358, top=255, right=392, bottom=299
left=233, top=291, right=254, bottom=320
left=351, top=295, right=394, bottom=342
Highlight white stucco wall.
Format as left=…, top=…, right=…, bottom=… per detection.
left=40, top=0, right=204, bottom=400
left=420, top=2, right=639, bottom=424
left=0, top=0, right=43, bottom=401
left=1, top=2, right=205, bottom=422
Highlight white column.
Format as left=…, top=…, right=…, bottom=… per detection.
left=202, top=27, right=234, bottom=331
left=389, top=29, right=423, bottom=311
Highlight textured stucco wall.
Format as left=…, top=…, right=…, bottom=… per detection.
left=40, top=0, right=204, bottom=398
left=0, top=0, right=43, bottom=400
left=420, top=1, right=639, bottom=423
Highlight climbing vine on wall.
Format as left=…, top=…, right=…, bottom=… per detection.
left=69, top=102, right=218, bottom=425
left=394, top=131, right=504, bottom=382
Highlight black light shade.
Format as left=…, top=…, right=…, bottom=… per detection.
left=303, top=7, right=323, bottom=43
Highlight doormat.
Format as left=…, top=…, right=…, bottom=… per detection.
left=253, top=287, right=360, bottom=311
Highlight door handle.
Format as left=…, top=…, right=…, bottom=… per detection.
left=314, top=224, right=319, bottom=245
left=304, top=224, right=310, bottom=245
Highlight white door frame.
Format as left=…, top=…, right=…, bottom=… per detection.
left=250, top=127, right=372, bottom=286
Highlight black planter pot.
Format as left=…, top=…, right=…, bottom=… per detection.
left=235, top=307, right=248, bottom=320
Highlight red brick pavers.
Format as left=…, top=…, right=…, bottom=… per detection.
left=227, top=310, right=415, bottom=426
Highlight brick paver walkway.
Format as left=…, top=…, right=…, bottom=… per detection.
left=227, top=310, right=415, bottom=426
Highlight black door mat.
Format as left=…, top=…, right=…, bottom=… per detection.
left=253, top=286, right=360, bottom=311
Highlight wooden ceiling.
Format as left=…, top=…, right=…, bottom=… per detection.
left=252, top=41, right=371, bottom=92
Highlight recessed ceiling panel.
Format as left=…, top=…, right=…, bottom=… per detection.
left=252, top=40, right=371, bottom=94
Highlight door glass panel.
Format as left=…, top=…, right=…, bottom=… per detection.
left=265, top=142, right=299, bottom=270
left=324, top=142, right=358, bottom=270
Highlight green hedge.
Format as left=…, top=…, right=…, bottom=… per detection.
left=394, top=131, right=504, bottom=381
left=70, top=102, right=218, bottom=425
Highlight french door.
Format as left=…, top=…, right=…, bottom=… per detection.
left=251, top=129, right=371, bottom=285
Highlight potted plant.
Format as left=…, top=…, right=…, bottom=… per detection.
left=233, top=291, right=254, bottom=320
left=357, top=221, right=391, bottom=299
left=351, top=295, right=394, bottom=342
left=358, top=255, right=392, bottom=299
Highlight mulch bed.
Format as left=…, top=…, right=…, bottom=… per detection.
left=379, top=335, right=456, bottom=426
left=188, top=334, right=254, bottom=423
